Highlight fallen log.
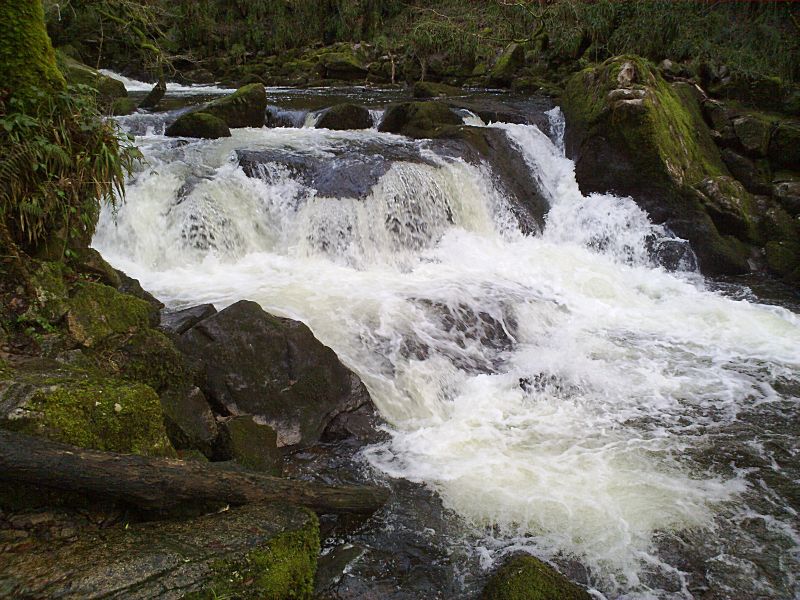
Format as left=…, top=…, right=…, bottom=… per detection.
left=0, top=429, right=389, bottom=515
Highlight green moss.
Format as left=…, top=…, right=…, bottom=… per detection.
left=481, top=555, right=591, bottom=600
left=0, top=363, right=175, bottom=457
left=55, top=50, right=127, bottom=102
left=204, top=83, right=267, bottom=128
left=66, top=282, right=155, bottom=347
left=413, top=81, right=462, bottom=99
left=191, top=510, right=320, bottom=600
left=379, top=101, right=462, bottom=138
left=165, top=112, right=232, bottom=139
left=22, top=260, right=69, bottom=325
left=765, top=240, right=800, bottom=279
left=114, top=328, right=191, bottom=392
left=0, top=1, right=65, bottom=100
left=487, top=43, right=525, bottom=87
left=111, top=97, right=138, bottom=116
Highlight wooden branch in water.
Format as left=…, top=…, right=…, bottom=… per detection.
left=0, top=429, right=389, bottom=515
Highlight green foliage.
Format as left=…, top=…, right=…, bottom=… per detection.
left=0, top=86, right=140, bottom=258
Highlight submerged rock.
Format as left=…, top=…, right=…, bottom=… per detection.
left=165, top=111, right=231, bottom=139
left=177, top=300, right=371, bottom=448
left=481, top=555, right=591, bottom=600
left=378, top=101, right=462, bottom=138
left=0, top=503, right=319, bottom=599
left=316, top=103, right=372, bottom=130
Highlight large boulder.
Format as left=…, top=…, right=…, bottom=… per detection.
left=203, top=83, right=267, bottom=128
left=0, top=503, right=319, bottom=599
left=316, top=103, right=372, bottom=130
left=378, top=101, right=462, bottom=139
left=165, top=111, right=231, bottom=139
left=487, top=43, right=525, bottom=88
left=177, top=300, right=371, bottom=448
left=55, top=50, right=127, bottom=105
left=561, top=56, right=755, bottom=275
left=317, top=51, right=367, bottom=81
left=768, top=120, right=800, bottom=171
left=0, top=359, right=174, bottom=457
left=481, top=555, right=591, bottom=600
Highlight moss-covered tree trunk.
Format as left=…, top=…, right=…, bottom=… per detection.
left=0, top=0, right=65, bottom=100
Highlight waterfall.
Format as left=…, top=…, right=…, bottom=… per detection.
left=94, top=107, right=800, bottom=599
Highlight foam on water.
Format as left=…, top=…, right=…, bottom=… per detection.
left=99, top=69, right=236, bottom=95
left=94, top=114, right=800, bottom=598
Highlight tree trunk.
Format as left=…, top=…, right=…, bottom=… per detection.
left=0, top=429, right=389, bottom=515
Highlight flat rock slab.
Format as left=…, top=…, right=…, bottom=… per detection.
left=0, top=503, right=317, bottom=599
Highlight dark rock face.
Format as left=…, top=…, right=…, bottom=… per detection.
left=177, top=300, right=371, bottom=448
left=160, top=304, right=217, bottom=336
left=316, top=103, right=372, bottom=130
left=378, top=101, right=462, bottom=138
left=0, top=503, right=319, bottom=599
left=769, top=121, right=800, bottom=171
left=165, top=111, right=231, bottom=139
left=160, top=385, right=218, bottom=458
left=217, top=416, right=282, bottom=475
left=138, top=78, right=166, bottom=110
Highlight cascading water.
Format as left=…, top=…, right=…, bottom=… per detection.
left=94, top=98, right=800, bottom=599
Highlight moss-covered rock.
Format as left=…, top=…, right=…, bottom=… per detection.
left=0, top=1, right=65, bottom=99
left=55, top=50, right=127, bottom=104
left=316, top=103, right=372, bottom=130
left=0, top=359, right=174, bottom=457
left=110, top=96, right=137, bottom=116
left=317, top=51, right=367, bottom=81
left=218, top=416, right=282, bottom=475
left=378, top=101, right=462, bottom=139
left=65, top=282, right=156, bottom=348
left=732, top=114, right=772, bottom=157
left=487, top=43, right=525, bottom=87
left=695, top=176, right=759, bottom=241
left=203, top=83, right=267, bottom=128
left=0, top=503, right=319, bottom=599
left=561, top=56, right=752, bottom=275
left=481, top=555, right=591, bottom=600
left=165, top=111, right=232, bottom=139
left=22, top=261, right=69, bottom=325
left=768, top=120, right=800, bottom=171
left=765, top=240, right=800, bottom=282
left=413, top=81, right=463, bottom=99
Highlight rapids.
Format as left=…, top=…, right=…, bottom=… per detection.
left=93, top=86, right=800, bottom=599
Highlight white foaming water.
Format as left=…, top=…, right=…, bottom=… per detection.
left=99, top=69, right=236, bottom=95
left=94, top=111, right=800, bottom=598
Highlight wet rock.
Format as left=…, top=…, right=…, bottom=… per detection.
left=447, top=97, right=553, bottom=130
left=217, top=415, right=282, bottom=475
left=160, top=304, right=217, bottom=336
left=772, top=172, right=800, bottom=216
left=378, top=101, right=461, bottom=138
left=561, top=56, right=752, bottom=275
left=0, top=503, right=319, bottom=599
left=0, top=359, right=174, bottom=457
left=732, top=114, right=771, bottom=157
left=177, top=300, right=371, bottom=448
left=202, top=83, right=267, bottom=128
left=115, top=269, right=164, bottom=310
left=413, top=81, right=462, bottom=99
left=316, top=103, right=372, bottom=130
left=73, top=248, right=121, bottom=288
left=165, top=111, right=231, bottom=139
left=138, top=77, right=166, bottom=110
left=161, top=385, right=218, bottom=457
left=720, top=149, right=772, bottom=195
left=481, top=554, right=591, bottom=600
left=695, top=176, right=758, bottom=240
left=487, top=43, right=525, bottom=87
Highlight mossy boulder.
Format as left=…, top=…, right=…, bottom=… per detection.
left=561, top=56, right=752, bottom=275
left=65, top=282, right=156, bottom=348
left=110, top=97, right=137, bottom=116
left=0, top=503, right=319, bottom=599
left=55, top=50, right=127, bottom=104
left=481, top=555, right=591, bottom=600
left=218, top=416, right=282, bottom=475
left=316, top=103, right=372, bottom=130
left=165, top=111, right=232, bottom=139
left=317, top=51, right=367, bottom=81
left=0, top=359, right=174, bottom=457
left=203, top=83, right=267, bottom=128
left=487, top=43, right=525, bottom=87
left=768, top=120, right=800, bottom=171
left=413, top=81, right=463, bottom=99
left=138, top=78, right=166, bottom=110
left=22, top=261, right=69, bottom=325
left=378, top=101, right=462, bottom=139
left=732, top=114, right=772, bottom=157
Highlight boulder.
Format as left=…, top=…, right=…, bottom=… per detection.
left=177, top=300, right=371, bottom=448
left=66, top=282, right=157, bottom=348
left=316, top=103, right=372, bottom=130
left=772, top=172, right=800, bottom=216
left=0, top=503, right=319, bottom=599
left=487, top=43, right=525, bottom=87
left=481, top=555, right=591, bottom=600
left=110, top=97, right=137, bottom=116
left=768, top=120, right=800, bottom=171
left=217, top=416, right=282, bottom=475
left=160, top=304, right=217, bottom=336
left=719, top=149, right=772, bottom=195
left=0, top=359, right=174, bottom=457
left=694, top=176, right=759, bottom=241
left=161, top=385, right=218, bottom=458
left=115, top=269, right=164, bottom=310
left=138, top=77, right=166, bottom=110
left=165, top=111, right=231, bottom=139
left=317, top=52, right=367, bottom=81
left=413, top=81, right=462, bottom=99
left=202, top=83, right=267, bottom=128
left=561, top=56, right=753, bottom=275
left=55, top=50, right=127, bottom=105
left=732, top=114, right=771, bottom=157
left=378, top=101, right=462, bottom=138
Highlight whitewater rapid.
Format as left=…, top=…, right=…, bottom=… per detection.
left=94, top=108, right=800, bottom=598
